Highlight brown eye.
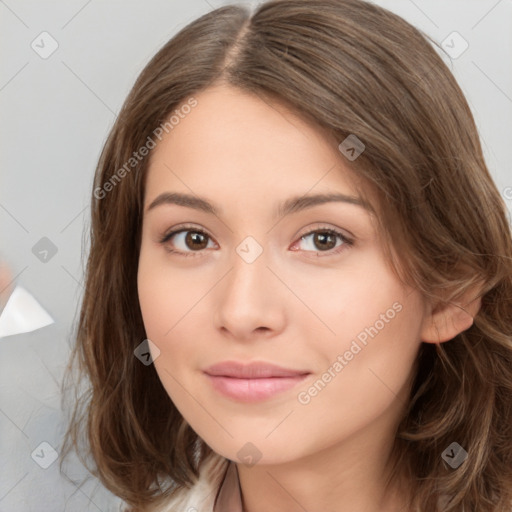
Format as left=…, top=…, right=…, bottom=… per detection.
left=291, top=227, right=353, bottom=258
left=160, top=227, right=215, bottom=256
left=311, top=232, right=337, bottom=251
left=184, top=231, right=209, bottom=250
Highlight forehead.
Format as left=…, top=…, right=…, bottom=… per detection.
left=144, top=84, right=366, bottom=211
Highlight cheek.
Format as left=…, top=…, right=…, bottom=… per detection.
left=288, top=291, right=423, bottom=458
left=280, top=250, right=411, bottom=350
left=137, top=247, right=212, bottom=340
left=137, top=252, right=206, bottom=411
left=290, top=252, right=424, bottom=406
left=312, top=289, right=423, bottom=422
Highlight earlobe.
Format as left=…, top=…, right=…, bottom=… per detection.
left=421, top=290, right=483, bottom=344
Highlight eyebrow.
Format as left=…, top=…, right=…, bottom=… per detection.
left=145, top=191, right=373, bottom=219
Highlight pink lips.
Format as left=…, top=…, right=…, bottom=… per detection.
left=203, top=361, right=310, bottom=402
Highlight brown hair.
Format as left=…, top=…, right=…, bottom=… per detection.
left=60, top=0, right=512, bottom=510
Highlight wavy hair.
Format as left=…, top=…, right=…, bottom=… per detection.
left=60, top=0, right=512, bottom=510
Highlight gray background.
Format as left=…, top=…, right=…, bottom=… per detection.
left=1, top=0, right=511, bottom=510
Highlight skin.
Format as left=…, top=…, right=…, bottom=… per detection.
left=0, top=261, right=12, bottom=310
left=137, top=84, right=480, bottom=512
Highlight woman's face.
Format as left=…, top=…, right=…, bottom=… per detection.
left=137, top=83, right=427, bottom=466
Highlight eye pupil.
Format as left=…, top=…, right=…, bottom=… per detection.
left=315, top=232, right=336, bottom=251
left=186, top=231, right=208, bottom=250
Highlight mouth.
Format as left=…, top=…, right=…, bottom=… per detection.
left=203, top=360, right=311, bottom=402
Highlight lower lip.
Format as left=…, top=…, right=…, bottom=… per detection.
left=204, top=373, right=309, bottom=402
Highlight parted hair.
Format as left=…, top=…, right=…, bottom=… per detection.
left=60, top=0, right=512, bottom=510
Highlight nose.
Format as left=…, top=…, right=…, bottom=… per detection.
left=213, top=244, right=287, bottom=342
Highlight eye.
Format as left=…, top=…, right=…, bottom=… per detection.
left=159, top=224, right=353, bottom=258
left=159, top=225, right=216, bottom=257
left=290, top=226, right=353, bottom=257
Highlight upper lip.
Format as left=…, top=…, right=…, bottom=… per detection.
left=203, top=361, right=310, bottom=379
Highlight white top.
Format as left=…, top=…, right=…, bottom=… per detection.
left=119, top=453, right=241, bottom=512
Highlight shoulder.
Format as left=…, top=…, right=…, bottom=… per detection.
left=119, top=453, right=229, bottom=512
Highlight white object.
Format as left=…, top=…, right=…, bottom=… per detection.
left=0, top=286, right=54, bottom=338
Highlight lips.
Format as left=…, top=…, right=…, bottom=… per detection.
left=203, top=361, right=311, bottom=402
left=203, top=361, right=310, bottom=379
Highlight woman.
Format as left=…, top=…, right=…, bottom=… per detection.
left=61, top=0, right=512, bottom=510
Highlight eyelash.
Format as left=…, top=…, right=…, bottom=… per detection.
left=159, top=224, right=354, bottom=258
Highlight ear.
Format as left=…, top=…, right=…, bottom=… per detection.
left=420, top=284, right=484, bottom=344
